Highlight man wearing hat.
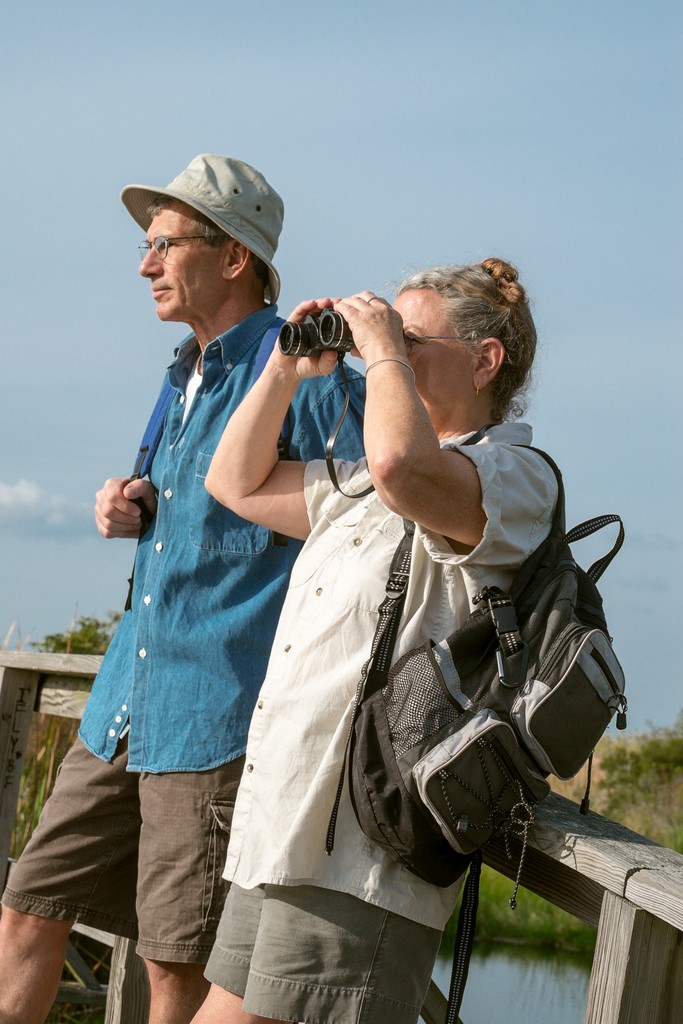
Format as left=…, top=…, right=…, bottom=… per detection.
left=0, top=155, right=366, bottom=1024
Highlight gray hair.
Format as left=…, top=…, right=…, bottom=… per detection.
left=398, top=258, right=537, bottom=421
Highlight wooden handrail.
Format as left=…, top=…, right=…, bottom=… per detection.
left=1, top=652, right=682, bottom=1023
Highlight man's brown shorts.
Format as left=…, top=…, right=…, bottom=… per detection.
left=2, top=737, right=244, bottom=963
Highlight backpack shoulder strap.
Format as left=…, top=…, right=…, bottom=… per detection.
left=130, top=318, right=286, bottom=482
left=252, top=318, right=291, bottom=546
left=252, top=319, right=285, bottom=380
left=366, top=425, right=492, bottom=680
left=131, top=381, right=175, bottom=480
left=525, top=446, right=566, bottom=537
left=527, top=446, right=624, bottom=581
left=253, top=318, right=293, bottom=456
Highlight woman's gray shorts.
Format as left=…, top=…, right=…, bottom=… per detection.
left=205, top=882, right=442, bottom=1024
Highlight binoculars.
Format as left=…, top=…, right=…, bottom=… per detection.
left=278, top=311, right=354, bottom=357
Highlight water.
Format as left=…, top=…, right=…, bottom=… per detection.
left=432, top=945, right=590, bottom=1024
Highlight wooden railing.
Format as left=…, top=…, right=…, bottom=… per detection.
left=1, top=651, right=682, bottom=1024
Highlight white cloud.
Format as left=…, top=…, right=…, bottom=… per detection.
left=0, top=479, right=92, bottom=536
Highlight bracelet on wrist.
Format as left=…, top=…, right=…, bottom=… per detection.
left=365, top=356, right=416, bottom=380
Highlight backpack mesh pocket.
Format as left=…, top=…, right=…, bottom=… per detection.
left=383, top=644, right=463, bottom=759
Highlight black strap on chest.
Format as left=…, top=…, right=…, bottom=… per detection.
left=324, top=354, right=370, bottom=498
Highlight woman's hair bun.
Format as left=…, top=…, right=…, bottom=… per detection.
left=480, top=257, right=525, bottom=306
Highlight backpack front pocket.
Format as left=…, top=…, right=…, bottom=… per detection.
left=511, top=625, right=626, bottom=779
left=413, top=709, right=549, bottom=855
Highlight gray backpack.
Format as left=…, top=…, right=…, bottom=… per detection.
left=326, top=445, right=626, bottom=1023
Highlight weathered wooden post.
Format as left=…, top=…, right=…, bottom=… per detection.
left=104, top=935, right=151, bottom=1024
left=0, top=662, right=40, bottom=888
left=585, top=888, right=683, bottom=1023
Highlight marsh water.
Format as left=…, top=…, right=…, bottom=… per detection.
left=432, top=944, right=591, bottom=1024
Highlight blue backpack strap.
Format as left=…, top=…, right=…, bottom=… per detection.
left=253, top=319, right=284, bottom=381
left=253, top=317, right=294, bottom=546
left=131, top=380, right=175, bottom=480
left=130, top=318, right=283, bottom=484
left=124, top=380, right=174, bottom=612
left=253, top=319, right=293, bottom=452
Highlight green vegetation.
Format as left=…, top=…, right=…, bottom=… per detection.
left=38, top=614, right=120, bottom=657
left=443, top=865, right=597, bottom=961
left=592, top=712, right=683, bottom=853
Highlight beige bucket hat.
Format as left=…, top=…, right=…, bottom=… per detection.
left=121, top=154, right=284, bottom=303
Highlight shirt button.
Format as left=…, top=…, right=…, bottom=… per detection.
left=115, top=715, right=122, bottom=723
left=155, top=542, right=164, bottom=552
left=122, top=704, right=128, bottom=712
left=164, top=488, right=173, bottom=499
left=257, top=700, right=264, bottom=710
left=225, top=361, right=233, bottom=370
left=179, top=395, right=186, bottom=404
left=246, top=763, right=254, bottom=772
left=143, top=595, right=151, bottom=605
left=354, top=537, right=362, bottom=546
left=284, top=644, right=291, bottom=652
left=315, top=588, right=323, bottom=596
left=138, top=648, right=147, bottom=659
left=108, top=728, right=116, bottom=738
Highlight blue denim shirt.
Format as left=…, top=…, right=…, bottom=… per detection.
left=79, top=305, right=366, bottom=772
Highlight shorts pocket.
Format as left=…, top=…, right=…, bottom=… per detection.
left=202, top=797, right=233, bottom=931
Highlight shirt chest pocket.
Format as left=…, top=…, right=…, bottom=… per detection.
left=190, top=451, right=270, bottom=555
left=288, top=502, right=404, bottom=616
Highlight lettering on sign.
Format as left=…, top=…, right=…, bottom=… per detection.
left=3, top=687, right=31, bottom=791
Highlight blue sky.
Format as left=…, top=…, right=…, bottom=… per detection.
left=1, top=0, right=681, bottom=732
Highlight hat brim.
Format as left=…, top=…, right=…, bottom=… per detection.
left=121, top=183, right=281, bottom=304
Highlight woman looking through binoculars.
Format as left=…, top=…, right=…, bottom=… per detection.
left=193, top=258, right=558, bottom=1024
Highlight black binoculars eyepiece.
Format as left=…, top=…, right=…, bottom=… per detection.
left=278, top=311, right=354, bottom=357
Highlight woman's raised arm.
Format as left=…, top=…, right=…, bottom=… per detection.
left=205, top=300, right=340, bottom=541
left=334, top=291, right=501, bottom=551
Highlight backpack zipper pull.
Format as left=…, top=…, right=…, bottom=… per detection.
left=609, top=693, right=628, bottom=731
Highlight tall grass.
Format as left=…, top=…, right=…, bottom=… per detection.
left=443, top=864, right=596, bottom=960
left=11, top=714, right=79, bottom=859
left=553, top=731, right=683, bottom=854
